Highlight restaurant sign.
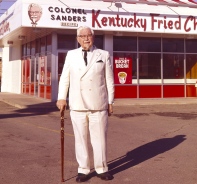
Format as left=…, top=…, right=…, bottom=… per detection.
left=21, top=3, right=197, bottom=34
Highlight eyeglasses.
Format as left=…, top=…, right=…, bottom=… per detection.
left=29, top=11, right=41, bottom=15
left=78, top=34, right=93, bottom=39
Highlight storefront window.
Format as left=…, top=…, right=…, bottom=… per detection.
left=27, top=43, right=31, bottom=55
left=58, top=34, right=76, bottom=49
left=31, top=40, right=36, bottom=55
left=22, top=35, right=52, bottom=99
left=163, top=54, right=184, bottom=79
left=41, top=37, right=46, bottom=53
left=139, top=37, right=161, bottom=52
left=38, top=55, right=45, bottom=98
left=94, top=35, right=103, bottom=49
left=36, top=38, right=41, bottom=54
left=46, top=53, right=51, bottom=99
left=185, top=39, right=197, bottom=53
left=139, top=53, right=161, bottom=79
left=113, top=36, right=137, bottom=51
left=163, top=38, right=184, bottom=53
left=186, top=54, right=197, bottom=79
left=21, top=57, right=31, bottom=94
left=46, top=35, right=52, bottom=52
left=22, top=44, right=26, bottom=56
left=30, top=55, right=35, bottom=96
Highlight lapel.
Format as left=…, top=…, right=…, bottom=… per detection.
left=80, top=46, right=101, bottom=78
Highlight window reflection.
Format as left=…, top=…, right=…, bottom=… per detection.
left=163, top=54, right=184, bottom=79
left=94, top=35, right=103, bottom=49
left=22, top=44, right=26, bottom=56
left=58, top=34, right=76, bottom=49
left=186, top=54, right=197, bottom=79
left=185, top=39, right=197, bottom=53
left=113, top=36, right=137, bottom=51
left=27, top=42, right=31, bottom=55
left=163, top=38, right=184, bottom=53
left=139, top=53, right=161, bottom=79
left=139, top=37, right=161, bottom=52
left=46, top=35, right=52, bottom=52
left=31, top=40, right=36, bottom=55
left=40, top=37, right=46, bottom=53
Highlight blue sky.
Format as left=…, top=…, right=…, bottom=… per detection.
left=0, top=0, right=16, bottom=16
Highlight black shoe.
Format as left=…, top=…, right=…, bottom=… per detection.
left=76, top=173, right=89, bottom=183
left=97, top=172, right=114, bottom=180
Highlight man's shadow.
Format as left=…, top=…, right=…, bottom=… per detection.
left=89, top=135, right=186, bottom=177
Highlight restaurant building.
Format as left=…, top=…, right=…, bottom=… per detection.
left=0, top=0, right=197, bottom=101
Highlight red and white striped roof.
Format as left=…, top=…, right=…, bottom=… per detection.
left=81, top=0, right=197, bottom=7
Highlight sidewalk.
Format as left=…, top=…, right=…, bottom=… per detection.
left=1, top=92, right=197, bottom=109
left=0, top=92, right=56, bottom=109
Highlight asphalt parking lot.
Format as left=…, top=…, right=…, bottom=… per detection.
left=0, top=93, right=197, bottom=184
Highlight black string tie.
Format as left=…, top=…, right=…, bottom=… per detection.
left=82, top=49, right=90, bottom=66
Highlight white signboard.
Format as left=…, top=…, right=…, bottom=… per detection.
left=1, top=1, right=197, bottom=38
left=22, top=3, right=197, bottom=34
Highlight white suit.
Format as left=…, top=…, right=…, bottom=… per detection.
left=58, top=46, right=114, bottom=174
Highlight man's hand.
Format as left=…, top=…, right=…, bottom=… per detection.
left=56, top=99, right=67, bottom=113
left=108, top=104, right=113, bottom=116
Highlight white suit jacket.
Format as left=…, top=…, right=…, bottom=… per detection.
left=57, top=46, right=114, bottom=111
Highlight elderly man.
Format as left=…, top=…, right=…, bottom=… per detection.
left=56, top=26, right=114, bottom=182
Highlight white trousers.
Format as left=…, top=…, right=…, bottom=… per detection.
left=70, top=110, right=109, bottom=174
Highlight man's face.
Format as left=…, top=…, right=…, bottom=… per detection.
left=28, top=6, right=42, bottom=23
left=77, top=28, right=94, bottom=50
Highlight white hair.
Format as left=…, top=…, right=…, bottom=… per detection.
left=28, top=3, right=42, bottom=12
left=77, top=26, right=94, bottom=36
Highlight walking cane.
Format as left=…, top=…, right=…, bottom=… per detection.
left=60, top=109, right=65, bottom=182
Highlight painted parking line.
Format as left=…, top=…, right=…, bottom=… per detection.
left=37, top=126, right=74, bottom=137
left=20, top=121, right=74, bottom=137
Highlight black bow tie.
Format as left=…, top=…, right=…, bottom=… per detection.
left=82, top=49, right=90, bottom=66
left=82, top=49, right=90, bottom=52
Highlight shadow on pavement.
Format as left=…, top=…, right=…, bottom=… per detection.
left=0, top=101, right=59, bottom=119
left=108, top=135, right=186, bottom=175
left=89, top=135, right=186, bottom=178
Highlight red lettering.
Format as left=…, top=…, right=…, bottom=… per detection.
left=194, top=17, right=197, bottom=30
left=168, top=20, right=173, bottom=29
left=115, top=14, right=121, bottom=27
left=158, top=20, right=163, bottom=29
left=151, top=14, right=159, bottom=30
left=163, top=16, right=167, bottom=29
left=121, top=17, right=127, bottom=27
left=128, top=18, right=133, bottom=27
left=175, top=16, right=181, bottom=30
left=108, top=17, right=116, bottom=26
left=101, top=17, right=107, bottom=26
left=92, top=9, right=101, bottom=28
left=0, top=21, right=10, bottom=36
left=133, top=13, right=140, bottom=28
left=184, top=16, right=193, bottom=32
left=141, top=18, right=146, bottom=31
